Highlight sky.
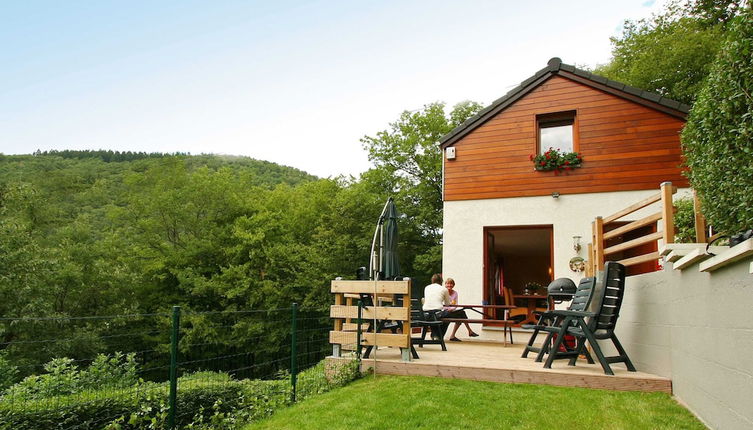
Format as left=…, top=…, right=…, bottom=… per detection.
left=0, top=0, right=666, bottom=178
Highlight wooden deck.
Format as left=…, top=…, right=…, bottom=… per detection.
left=327, top=339, right=671, bottom=393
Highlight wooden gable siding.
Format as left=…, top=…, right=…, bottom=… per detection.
left=443, top=75, right=689, bottom=201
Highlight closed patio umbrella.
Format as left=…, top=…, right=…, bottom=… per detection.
left=381, top=198, right=400, bottom=280
left=369, top=197, right=400, bottom=280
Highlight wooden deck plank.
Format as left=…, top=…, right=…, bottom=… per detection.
left=328, top=341, right=671, bottom=394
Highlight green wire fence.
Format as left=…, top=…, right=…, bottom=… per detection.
left=0, top=304, right=345, bottom=429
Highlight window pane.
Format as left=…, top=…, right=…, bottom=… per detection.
left=540, top=124, right=573, bottom=153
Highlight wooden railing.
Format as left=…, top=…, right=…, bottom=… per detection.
left=587, top=182, right=677, bottom=276
left=329, top=279, right=412, bottom=360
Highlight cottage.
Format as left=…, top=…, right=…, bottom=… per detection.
left=440, top=58, right=690, bottom=330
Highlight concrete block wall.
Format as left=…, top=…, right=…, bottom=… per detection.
left=616, top=258, right=753, bottom=430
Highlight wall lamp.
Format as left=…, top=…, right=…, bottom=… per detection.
left=573, top=235, right=582, bottom=253
left=551, top=192, right=560, bottom=199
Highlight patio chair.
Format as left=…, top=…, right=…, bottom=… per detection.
left=410, top=302, right=447, bottom=352
left=520, top=276, right=597, bottom=359
left=542, top=261, right=636, bottom=375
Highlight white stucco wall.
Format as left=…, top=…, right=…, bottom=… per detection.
left=442, top=187, right=691, bottom=324
left=616, top=256, right=753, bottom=430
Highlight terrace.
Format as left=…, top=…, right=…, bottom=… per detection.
left=328, top=338, right=671, bottom=393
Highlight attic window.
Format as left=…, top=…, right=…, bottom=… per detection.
left=537, top=111, right=576, bottom=154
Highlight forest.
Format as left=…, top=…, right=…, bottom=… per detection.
left=0, top=102, right=481, bottom=378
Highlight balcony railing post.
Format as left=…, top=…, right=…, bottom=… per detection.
left=693, top=189, right=707, bottom=243
left=594, top=216, right=605, bottom=272
left=660, top=182, right=675, bottom=245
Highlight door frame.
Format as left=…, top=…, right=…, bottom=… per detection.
left=482, top=224, right=554, bottom=306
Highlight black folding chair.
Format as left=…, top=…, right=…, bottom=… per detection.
left=520, top=276, right=597, bottom=360
left=542, top=262, right=636, bottom=375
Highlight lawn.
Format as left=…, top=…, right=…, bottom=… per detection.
left=245, top=375, right=705, bottom=430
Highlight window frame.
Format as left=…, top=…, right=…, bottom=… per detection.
left=536, top=110, right=578, bottom=155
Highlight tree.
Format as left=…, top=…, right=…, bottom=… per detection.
left=361, top=101, right=483, bottom=276
left=594, top=0, right=747, bottom=105
left=681, top=6, right=753, bottom=234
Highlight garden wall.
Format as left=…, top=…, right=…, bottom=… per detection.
left=616, top=255, right=752, bottom=430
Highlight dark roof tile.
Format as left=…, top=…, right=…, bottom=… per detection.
left=643, top=92, right=661, bottom=102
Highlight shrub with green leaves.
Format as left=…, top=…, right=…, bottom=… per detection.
left=682, top=7, right=753, bottom=234
left=3, top=352, right=138, bottom=401
left=674, top=198, right=697, bottom=243
left=0, top=354, right=18, bottom=392
left=0, top=359, right=360, bottom=429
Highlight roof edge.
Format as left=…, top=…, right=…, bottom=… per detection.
left=439, top=58, right=689, bottom=149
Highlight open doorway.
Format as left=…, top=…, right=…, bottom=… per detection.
left=483, top=225, right=553, bottom=320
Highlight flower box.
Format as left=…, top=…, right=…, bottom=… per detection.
left=531, top=148, right=583, bottom=173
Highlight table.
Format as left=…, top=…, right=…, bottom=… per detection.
left=441, top=304, right=516, bottom=345
left=448, top=304, right=514, bottom=319
left=512, top=294, right=550, bottom=325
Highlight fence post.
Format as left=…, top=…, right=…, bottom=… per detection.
left=168, top=306, right=181, bottom=430
left=356, top=299, right=363, bottom=361
left=290, top=303, right=298, bottom=403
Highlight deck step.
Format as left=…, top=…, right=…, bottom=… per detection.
left=672, top=246, right=727, bottom=270
left=699, top=238, right=753, bottom=272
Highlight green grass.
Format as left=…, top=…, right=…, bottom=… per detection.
left=245, top=375, right=705, bottom=430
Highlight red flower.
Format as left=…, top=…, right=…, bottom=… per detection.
left=529, top=154, right=534, bottom=161
left=539, top=161, right=545, bottom=166
left=564, top=160, right=570, bottom=165
left=545, top=154, right=550, bottom=159
left=566, top=166, right=572, bottom=171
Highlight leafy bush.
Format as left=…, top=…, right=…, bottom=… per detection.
left=0, top=354, right=18, bottom=392
left=0, top=359, right=360, bottom=429
left=682, top=8, right=753, bottom=234
left=674, top=198, right=697, bottom=243
left=3, top=352, right=138, bottom=401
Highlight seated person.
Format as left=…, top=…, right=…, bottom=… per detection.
left=423, top=273, right=450, bottom=339
left=444, top=278, right=479, bottom=341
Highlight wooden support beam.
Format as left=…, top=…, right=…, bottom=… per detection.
left=693, top=190, right=707, bottom=244
left=586, top=242, right=594, bottom=277
left=330, top=305, right=409, bottom=321
left=329, top=331, right=410, bottom=348
left=604, top=232, right=663, bottom=255
left=660, top=182, right=675, bottom=245
left=603, top=192, right=662, bottom=224
left=331, top=280, right=410, bottom=295
left=594, top=217, right=605, bottom=271
left=334, top=293, right=343, bottom=331
left=618, top=252, right=661, bottom=267
left=604, top=212, right=663, bottom=240
left=342, top=322, right=371, bottom=331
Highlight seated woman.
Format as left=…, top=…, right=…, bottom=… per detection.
left=444, top=278, right=479, bottom=341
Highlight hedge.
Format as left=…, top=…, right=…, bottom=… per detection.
left=0, top=360, right=360, bottom=429
left=681, top=7, right=753, bottom=234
